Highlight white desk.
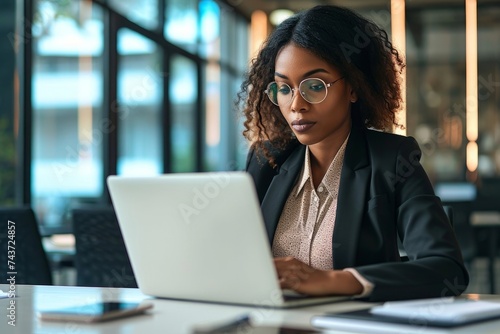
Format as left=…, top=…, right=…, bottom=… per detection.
left=1, top=285, right=500, bottom=334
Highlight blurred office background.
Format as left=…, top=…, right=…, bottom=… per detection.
left=1, top=0, right=499, bottom=291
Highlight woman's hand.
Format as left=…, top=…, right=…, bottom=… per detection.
left=274, top=257, right=363, bottom=296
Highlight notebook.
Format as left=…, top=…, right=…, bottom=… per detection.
left=107, top=171, right=348, bottom=308
left=311, top=297, right=500, bottom=333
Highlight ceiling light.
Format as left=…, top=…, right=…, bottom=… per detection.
left=269, top=9, right=294, bottom=26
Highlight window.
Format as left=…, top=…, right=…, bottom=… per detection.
left=19, top=0, right=250, bottom=231
left=203, top=5, right=248, bottom=171
left=109, top=0, right=159, bottom=30
left=32, top=0, right=104, bottom=229
left=170, top=54, right=198, bottom=172
left=165, top=0, right=198, bottom=52
left=117, top=29, right=163, bottom=176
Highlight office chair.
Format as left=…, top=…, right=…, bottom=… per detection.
left=470, top=177, right=500, bottom=293
left=72, top=206, right=138, bottom=288
left=471, top=177, right=500, bottom=257
left=0, top=207, right=53, bottom=285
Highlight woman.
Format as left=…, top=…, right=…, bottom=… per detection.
left=238, top=5, right=468, bottom=302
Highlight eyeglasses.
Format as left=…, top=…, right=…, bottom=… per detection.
left=265, top=77, right=344, bottom=107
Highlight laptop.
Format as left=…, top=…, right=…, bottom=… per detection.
left=107, top=171, right=348, bottom=308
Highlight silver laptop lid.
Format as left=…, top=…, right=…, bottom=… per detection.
left=107, top=172, right=284, bottom=306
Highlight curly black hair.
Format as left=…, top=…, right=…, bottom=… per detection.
left=237, top=5, right=405, bottom=166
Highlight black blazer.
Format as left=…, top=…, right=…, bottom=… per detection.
left=246, top=124, right=469, bottom=301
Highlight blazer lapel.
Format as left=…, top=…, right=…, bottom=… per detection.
left=261, top=145, right=305, bottom=245
left=333, top=126, right=371, bottom=269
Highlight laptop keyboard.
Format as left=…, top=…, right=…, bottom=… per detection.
left=282, top=290, right=311, bottom=301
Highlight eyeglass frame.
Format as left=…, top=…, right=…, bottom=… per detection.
left=264, top=77, right=345, bottom=107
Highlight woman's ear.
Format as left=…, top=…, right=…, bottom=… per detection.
left=347, top=84, right=358, bottom=103
left=350, top=89, right=358, bottom=103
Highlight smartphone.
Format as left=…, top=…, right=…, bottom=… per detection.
left=38, top=302, right=153, bottom=323
left=193, top=326, right=323, bottom=334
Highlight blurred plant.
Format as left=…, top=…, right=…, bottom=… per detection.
left=33, top=0, right=89, bottom=38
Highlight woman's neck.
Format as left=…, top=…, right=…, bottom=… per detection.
left=308, top=127, right=350, bottom=188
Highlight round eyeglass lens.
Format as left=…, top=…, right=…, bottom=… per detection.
left=265, top=82, right=279, bottom=105
left=265, top=78, right=331, bottom=106
left=265, top=82, right=292, bottom=106
left=299, top=78, right=328, bottom=104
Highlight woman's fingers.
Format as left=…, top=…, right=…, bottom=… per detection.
left=273, top=257, right=363, bottom=296
left=274, top=257, right=317, bottom=290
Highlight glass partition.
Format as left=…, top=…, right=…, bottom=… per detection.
left=477, top=6, right=500, bottom=177
left=405, top=6, right=467, bottom=183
